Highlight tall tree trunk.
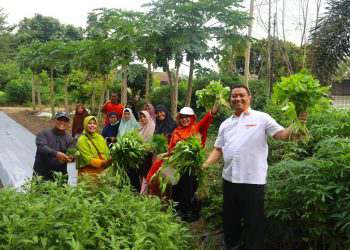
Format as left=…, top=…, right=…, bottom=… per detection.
left=91, top=85, right=96, bottom=115
left=36, top=77, right=42, bottom=110
left=166, top=62, right=177, bottom=119
left=185, top=57, right=195, bottom=106
left=97, top=74, right=107, bottom=119
left=299, top=0, right=310, bottom=68
left=145, top=62, right=152, bottom=102
left=121, top=64, right=128, bottom=105
left=228, top=44, right=237, bottom=74
left=49, top=67, right=55, bottom=119
left=31, top=72, right=36, bottom=111
left=267, top=0, right=272, bottom=96
left=244, top=0, right=255, bottom=87
left=64, top=75, right=69, bottom=115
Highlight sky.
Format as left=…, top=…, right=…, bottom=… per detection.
left=0, top=0, right=326, bottom=73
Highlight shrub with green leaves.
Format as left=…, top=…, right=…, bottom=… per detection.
left=0, top=175, right=194, bottom=250
left=265, top=137, right=350, bottom=249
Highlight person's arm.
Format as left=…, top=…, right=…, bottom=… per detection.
left=272, top=112, right=308, bottom=141
left=196, top=101, right=219, bottom=132
left=203, top=147, right=223, bottom=168
left=36, top=130, right=57, bottom=157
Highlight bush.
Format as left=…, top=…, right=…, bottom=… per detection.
left=150, top=82, right=187, bottom=111
left=0, top=175, right=194, bottom=250
left=266, top=137, right=350, bottom=249
left=5, top=71, right=32, bottom=104
left=0, top=91, right=7, bottom=106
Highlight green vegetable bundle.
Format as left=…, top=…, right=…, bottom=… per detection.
left=272, top=71, right=330, bottom=142
left=155, top=136, right=205, bottom=194
left=110, top=130, right=147, bottom=173
left=66, top=147, right=80, bottom=158
left=195, top=80, right=230, bottom=111
left=148, top=134, right=168, bottom=155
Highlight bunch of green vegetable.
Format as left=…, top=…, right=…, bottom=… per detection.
left=167, top=136, right=205, bottom=177
left=66, top=147, right=80, bottom=158
left=148, top=134, right=168, bottom=155
left=154, top=136, right=205, bottom=194
left=195, top=80, right=230, bottom=111
left=272, top=71, right=330, bottom=142
left=0, top=174, right=194, bottom=249
left=110, top=130, right=147, bottom=177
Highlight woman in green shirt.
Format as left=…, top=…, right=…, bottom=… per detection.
left=76, top=116, right=112, bottom=177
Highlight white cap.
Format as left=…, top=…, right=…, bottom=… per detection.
left=179, top=107, right=195, bottom=116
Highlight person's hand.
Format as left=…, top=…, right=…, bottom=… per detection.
left=202, top=162, right=209, bottom=171
left=101, top=159, right=113, bottom=169
left=298, top=112, right=308, bottom=124
left=56, top=152, right=71, bottom=163
left=157, top=152, right=169, bottom=159
left=211, top=101, right=220, bottom=115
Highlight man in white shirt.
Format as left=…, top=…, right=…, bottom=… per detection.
left=203, top=85, right=306, bottom=250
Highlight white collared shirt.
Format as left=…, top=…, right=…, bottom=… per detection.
left=214, top=109, right=284, bottom=185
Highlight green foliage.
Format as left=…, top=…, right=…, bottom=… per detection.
left=0, top=91, right=7, bottom=105
left=0, top=61, right=19, bottom=89
left=272, top=71, right=330, bottom=116
left=148, top=134, right=168, bottom=155
left=127, top=64, right=149, bottom=97
left=150, top=82, right=187, bottom=111
left=0, top=175, right=194, bottom=249
left=266, top=137, right=350, bottom=249
left=110, top=130, right=148, bottom=176
left=195, top=80, right=230, bottom=112
left=167, top=136, right=205, bottom=177
left=5, top=71, right=31, bottom=104
left=272, top=71, right=330, bottom=142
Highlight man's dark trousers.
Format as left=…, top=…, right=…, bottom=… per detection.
left=223, top=179, right=265, bottom=250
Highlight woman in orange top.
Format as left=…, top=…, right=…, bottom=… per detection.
left=147, top=104, right=218, bottom=221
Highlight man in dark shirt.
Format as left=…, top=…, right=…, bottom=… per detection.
left=33, top=112, right=75, bottom=181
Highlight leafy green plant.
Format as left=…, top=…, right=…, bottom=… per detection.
left=110, top=130, right=147, bottom=181
left=195, top=81, right=230, bottom=112
left=154, top=136, right=206, bottom=194
left=148, top=134, right=168, bottom=155
left=0, top=174, right=194, bottom=249
left=272, top=71, right=330, bottom=142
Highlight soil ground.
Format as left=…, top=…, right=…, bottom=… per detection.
left=0, top=107, right=64, bottom=135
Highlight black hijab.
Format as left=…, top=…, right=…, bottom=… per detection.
left=155, top=105, right=177, bottom=137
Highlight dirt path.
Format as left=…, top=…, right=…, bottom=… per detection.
left=0, top=107, right=56, bottom=135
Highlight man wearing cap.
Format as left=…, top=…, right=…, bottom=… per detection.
left=33, top=112, right=76, bottom=181
left=203, top=85, right=307, bottom=250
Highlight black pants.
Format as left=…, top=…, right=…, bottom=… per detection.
left=223, top=179, right=265, bottom=250
left=172, top=173, right=198, bottom=216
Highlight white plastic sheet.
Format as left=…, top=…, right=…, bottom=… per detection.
left=0, top=112, right=35, bottom=188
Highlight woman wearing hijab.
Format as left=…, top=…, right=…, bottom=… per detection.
left=117, top=108, right=140, bottom=138
left=76, top=116, right=112, bottom=178
left=155, top=105, right=177, bottom=140
left=144, top=103, right=156, bottom=122
left=147, top=103, right=219, bottom=221
left=139, top=110, right=155, bottom=142
left=72, top=104, right=89, bottom=138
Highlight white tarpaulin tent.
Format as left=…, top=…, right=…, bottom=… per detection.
left=0, top=111, right=35, bottom=188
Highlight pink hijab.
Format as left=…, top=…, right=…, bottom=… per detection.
left=139, top=110, right=155, bottom=141
left=144, top=103, right=156, bottom=121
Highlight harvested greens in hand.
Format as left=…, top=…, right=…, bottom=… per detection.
left=195, top=80, right=230, bottom=111
left=272, top=71, right=330, bottom=142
